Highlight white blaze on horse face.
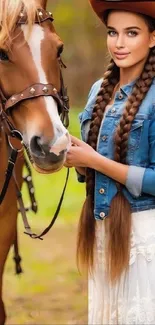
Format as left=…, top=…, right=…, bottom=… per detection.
left=21, top=24, right=69, bottom=154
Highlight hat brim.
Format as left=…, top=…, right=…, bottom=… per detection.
left=89, top=1, right=155, bottom=21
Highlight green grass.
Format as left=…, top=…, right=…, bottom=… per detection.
left=22, top=108, right=85, bottom=224
left=5, top=225, right=87, bottom=325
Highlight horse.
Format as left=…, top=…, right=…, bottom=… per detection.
left=0, top=0, right=70, bottom=323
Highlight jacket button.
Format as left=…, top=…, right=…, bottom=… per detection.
left=111, top=107, right=116, bottom=113
left=118, top=93, right=124, bottom=100
left=99, top=188, right=105, bottom=194
left=102, top=135, right=107, bottom=141
left=100, top=212, right=106, bottom=219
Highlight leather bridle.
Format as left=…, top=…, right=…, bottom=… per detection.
left=0, top=8, right=69, bottom=130
left=0, top=8, right=70, bottom=241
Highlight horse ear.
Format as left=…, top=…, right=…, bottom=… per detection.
left=40, top=0, right=48, bottom=9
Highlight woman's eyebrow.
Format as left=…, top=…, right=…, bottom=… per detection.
left=125, top=26, right=141, bottom=31
left=107, top=26, right=141, bottom=31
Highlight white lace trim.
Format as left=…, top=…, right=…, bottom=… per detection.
left=130, top=243, right=155, bottom=265
left=97, top=286, right=155, bottom=325
left=89, top=209, right=155, bottom=325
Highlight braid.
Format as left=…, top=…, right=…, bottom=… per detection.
left=77, top=47, right=155, bottom=281
left=107, top=47, right=155, bottom=282
left=115, top=47, right=155, bottom=163
left=86, top=61, right=118, bottom=197
left=77, top=60, right=119, bottom=270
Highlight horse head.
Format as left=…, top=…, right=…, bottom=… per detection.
left=0, top=0, right=70, bottom=173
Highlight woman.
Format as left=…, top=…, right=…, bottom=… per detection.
left=66, top=1, right=155, bottom=324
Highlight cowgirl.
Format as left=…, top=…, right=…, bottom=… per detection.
left=66, top=1, right=155, bottom=323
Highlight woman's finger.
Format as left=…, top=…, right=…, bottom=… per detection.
left=70, top=135, right=83, bottom=146
left=64, top=162, right=73, bottom=168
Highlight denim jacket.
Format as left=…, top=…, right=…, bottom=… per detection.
left=78, top=78, right=155, bottom=220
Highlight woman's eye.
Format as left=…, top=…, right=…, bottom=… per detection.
left=128, top=31, right=138, bottom=37
left=0, top=50, right=9, bottom=61
left=57, top=45, right=64, bottom=58
left=107, top=30, right=117, bottom=37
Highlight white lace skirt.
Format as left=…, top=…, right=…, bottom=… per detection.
left=88, top=209, right=155, bottom=325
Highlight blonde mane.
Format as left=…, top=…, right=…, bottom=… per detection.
left=0, top=0, right=43, bottom=48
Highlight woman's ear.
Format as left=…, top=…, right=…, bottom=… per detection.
left=149, top=31, right=155, bottom=48
left=40, top=0, right=48, bottom=9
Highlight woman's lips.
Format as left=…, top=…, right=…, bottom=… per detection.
left=114, top=52, right=130, bottom=60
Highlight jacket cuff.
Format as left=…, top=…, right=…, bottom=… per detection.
left=125, top=166, right=146, bottom=197
left=75, top=169, right=85, bottom=183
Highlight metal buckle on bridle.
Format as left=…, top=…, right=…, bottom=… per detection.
left=8, top=130, right=23, bottom=152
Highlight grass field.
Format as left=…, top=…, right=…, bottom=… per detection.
left=4, top=108, right=88, bottom=325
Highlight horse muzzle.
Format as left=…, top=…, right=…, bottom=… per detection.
left=28, top=132, right=70, bottom=173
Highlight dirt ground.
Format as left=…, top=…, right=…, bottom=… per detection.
left=3, top=222, right=87, bottom=325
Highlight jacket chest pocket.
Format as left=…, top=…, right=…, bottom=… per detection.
left=114, top=118, right=144, bottom=148
left=114, top=118, right=144, bottom=164
left=127, top=120, right=144, bottom=164
left=79, top=110, right=92, bottom=142
left=128, top=120, right=144, bottom=149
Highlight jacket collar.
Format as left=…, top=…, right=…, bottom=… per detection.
left=119, top=78, right=137, bottom=98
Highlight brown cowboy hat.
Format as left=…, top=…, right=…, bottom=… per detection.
left=89, top=1, right=155, bottom=22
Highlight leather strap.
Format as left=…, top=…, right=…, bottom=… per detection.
left=5, top=83, right=62, bottom=112
left=15, top=168, right=70, bottom=240
left=18, top=8, right=54, bottom=25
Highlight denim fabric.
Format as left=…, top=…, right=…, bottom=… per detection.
left=78, top=78, right=155, bottom=220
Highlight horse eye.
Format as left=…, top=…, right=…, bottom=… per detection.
left=0, top=50, right=9, bottom=61
left=57, top=45, right=64, bottom=58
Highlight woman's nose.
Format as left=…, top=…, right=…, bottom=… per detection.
left=116, top=34, right=125, bottom=48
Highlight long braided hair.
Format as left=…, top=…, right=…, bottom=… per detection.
left=77, top=13, right=155, bottom=282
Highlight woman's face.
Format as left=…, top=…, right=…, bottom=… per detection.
left=107, top=11, right=155, bottom=69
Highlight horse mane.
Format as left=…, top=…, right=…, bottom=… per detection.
left=0, top=0, right=42, bottom=48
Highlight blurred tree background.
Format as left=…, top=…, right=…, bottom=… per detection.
left=47, top=0, right=108, bottom=107
left=5, top=1, right=110, bottom=324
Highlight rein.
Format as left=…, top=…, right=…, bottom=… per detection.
left=0, top=8, right=70, bottom=241
left=15, top=167, right=70, bottom=240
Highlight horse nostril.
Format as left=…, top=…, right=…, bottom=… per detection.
left=49, top=152, right=64, bottom=163
left=30, top=136, right=46, bottom=157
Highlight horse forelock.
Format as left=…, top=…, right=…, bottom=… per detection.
left=0, top=0, right=40, bottom=48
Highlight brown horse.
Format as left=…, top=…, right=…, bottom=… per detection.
left=0, top=0, right=70, bottom=323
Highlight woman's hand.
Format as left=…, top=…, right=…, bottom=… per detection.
left=64, top=135, right=96, bottom=168
left=64, top=137, right=129, bottom=187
